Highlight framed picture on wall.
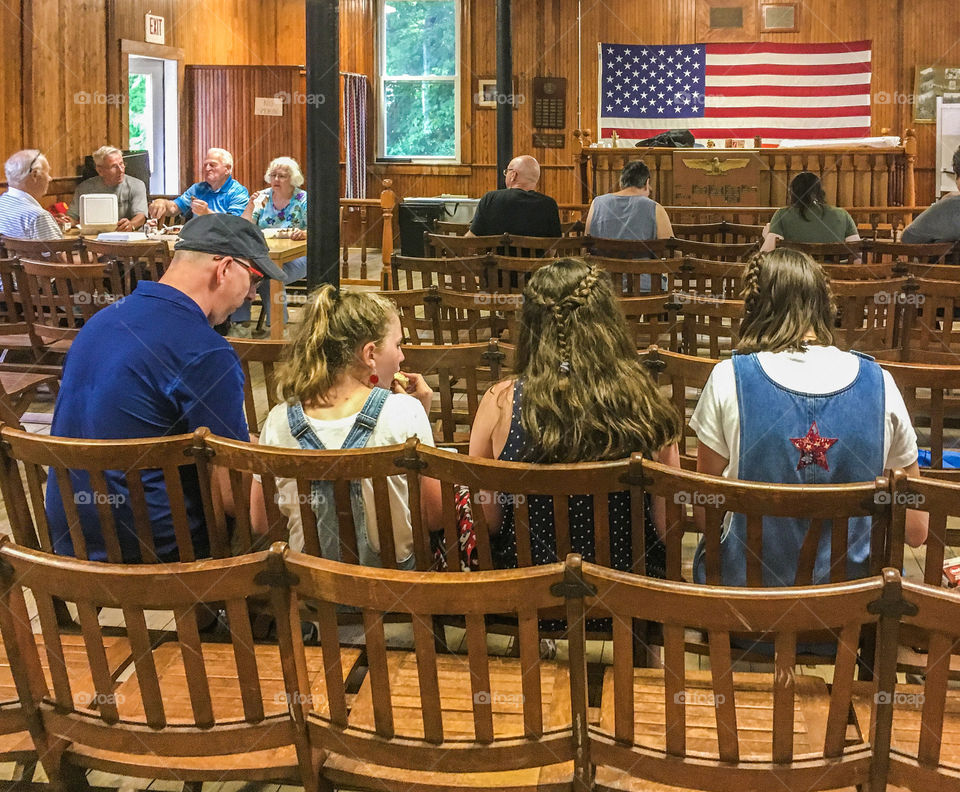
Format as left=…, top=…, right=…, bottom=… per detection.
left=476, top=78, right=519, bottom=109
left=914, top=66, right=960, bottom=123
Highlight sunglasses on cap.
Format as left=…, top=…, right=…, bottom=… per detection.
left=213, top=255, right=264, bottom=287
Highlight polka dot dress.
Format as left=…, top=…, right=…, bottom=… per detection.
left=493, top=380, right=666, bottom=578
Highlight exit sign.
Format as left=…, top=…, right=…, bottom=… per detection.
left=145, top=13, right=165, bottom=44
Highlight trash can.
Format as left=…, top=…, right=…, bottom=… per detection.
left=398, top=201, right=447, bottom=257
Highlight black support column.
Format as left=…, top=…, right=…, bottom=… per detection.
left=306, top=0, right=340, bottom=288
left=496, top=0, right=513, bottom=189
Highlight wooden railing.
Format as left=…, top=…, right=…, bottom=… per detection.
left=575, top=130, right=919, bottom=208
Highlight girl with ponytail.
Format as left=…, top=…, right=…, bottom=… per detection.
left=255, top=285, right=441, bottom=566
left=469, top=258, right=682, bottom=573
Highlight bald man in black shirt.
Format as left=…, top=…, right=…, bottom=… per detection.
left=467, top=155, right=562, bottom=237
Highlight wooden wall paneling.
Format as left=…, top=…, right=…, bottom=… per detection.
left=1, top=0, right=24, bottom=160
left=21, top=0, right=67, bottom=175
left=184, top=65, right=304, bottom=198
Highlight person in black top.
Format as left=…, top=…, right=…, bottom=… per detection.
left=467, top=155, right=562, bottom=237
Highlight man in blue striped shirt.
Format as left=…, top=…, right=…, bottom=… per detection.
left=0, top=149, right=62, bottom=241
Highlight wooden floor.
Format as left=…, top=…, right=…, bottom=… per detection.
left=0, top=249, right=952, bottom=791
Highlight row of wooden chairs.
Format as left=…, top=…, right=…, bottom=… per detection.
left=0, top=234, right=171, bottom=272
left=0, top=541, right=956, bottom=792
left=228, top=336, right=960, bottom=473
left=2, top=418, right=956, bottom=582
left=422, top=230, right=959, bottom=265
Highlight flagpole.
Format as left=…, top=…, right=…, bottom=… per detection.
left=577, top=0, right=582, bottom=131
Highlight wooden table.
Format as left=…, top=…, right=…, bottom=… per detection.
left=159, top=235, right=307, bottom=339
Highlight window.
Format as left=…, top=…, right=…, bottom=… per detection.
left=379, top=0, right=459, bottom=160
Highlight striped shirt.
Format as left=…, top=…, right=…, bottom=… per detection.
left=0, top=188, right=62, bottom=241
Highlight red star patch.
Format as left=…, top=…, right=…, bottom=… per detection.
left=790, top=421, right=838, bottom=471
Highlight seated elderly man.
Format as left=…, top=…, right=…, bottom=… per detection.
left=67, top=146, right=148, bottom=231
left=902, top=146, right=960, bottom=243
left=44, top=214, right=285, bottom=563
left=148, top=147, right=249, bottom=221
left=0, top=149, right=62, bottom=240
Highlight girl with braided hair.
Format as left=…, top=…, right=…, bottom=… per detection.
left=469, top=258, right=682, bottom=573
left=691, top=248, right=926, bottom=587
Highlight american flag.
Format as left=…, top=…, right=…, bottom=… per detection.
left=598, top=41, right=872, bottom=143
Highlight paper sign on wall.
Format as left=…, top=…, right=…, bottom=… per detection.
left=145, top=14, right=165, bottom=44
left=254, top=97, right=284, bottom=117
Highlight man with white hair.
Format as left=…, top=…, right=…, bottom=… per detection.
left=67, top=145, right=148, bottom=230
left=149, top=147, right=249, bottom=221
left=467, top=154, right=561, bottom=237
left=0, top=149, right=62, bottom=240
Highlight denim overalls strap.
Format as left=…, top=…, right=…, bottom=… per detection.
left=286, top=388, right=391, bottom=567
left=694, top=351, right=885, bottom=587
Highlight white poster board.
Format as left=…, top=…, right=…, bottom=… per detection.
left=936, top=97, right=960, bottom=195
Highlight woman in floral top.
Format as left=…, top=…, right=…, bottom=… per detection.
left=230, top=156, right=308, bottom=332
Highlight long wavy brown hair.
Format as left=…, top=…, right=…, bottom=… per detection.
left=737, top=248, right=836, bottom=354
left=276, top=285, right=396, bottom=405
left=514, top=258, right=680, bottom=463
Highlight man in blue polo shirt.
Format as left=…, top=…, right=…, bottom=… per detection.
left=45, top=213, right=286, bottom=562
left=149, top=147, right=249, bottom=221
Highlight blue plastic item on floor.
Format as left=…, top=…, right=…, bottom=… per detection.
left=918, top=449, right=960, bottom=468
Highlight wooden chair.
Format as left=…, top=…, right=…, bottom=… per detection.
left=0, top=235, right=90, bottom=264
left=17, top=257, right=123, bottom=350
left=886, top=470, right=960, bottom=583
left=677, top=256, right=745, bottom=300
left=284, top=551, right=574, bottom=792
left=585, top=236, right=674, bottom=259
left=849, top=575, right=960, bottom=792
left=415, top=445, right=647, bottom=575
left=640, top=346, right=718, bottom=464
left=561, top=219, right=585, bottom=236
left=433, top=287, right=523, bottom=343
left=635, top=456, right=891, bottom=585
left=880, top=359, right=960, bottom=473
left=0, top=256, right=46, bottom=360
left=0, top=424, right=217, bottom=562
left=777, top=240, right=865, bottom=264
left=0, top=542, right=353, bottom=792
left=676, top=294, right=744, bottom=358
left=503, top=234, right=587, bottom=258
left=719, top=221, right=765, bottom=244
left=376, top=288, right=440, bottom=344
left=821, top=261, right=903, bottom=280
left=902, top=261, right=960, bottom=281
left=390, top=254, right=490, bottom=292
left=0, top=369, right=59, bottom=427
left=202, top=434, right=428, bottom=565
left=831, top=277, right=909, bottom=359
left=228, top=338, right=286, bottom=434
left=670, top=238, right=758, bottom=262
left=82, top=238, right=171, bottom=293
left=489, top=255, right=550, bottom=293
left=433, top=220, right=471, bottom=235
left=618, top=295, right=682, bottom=351
left=868, top=240, right=956, bottom=269
left=899, top=277, right=960, bottom=363
left=424, top=232, right=505, bottom=257
left=399, top=340, right=512, bottom=452
left=572, top=557, right=895, bottom=792
left=585, top=255, right=684, bottom=296
left=669, top=222, right=726, bottom=243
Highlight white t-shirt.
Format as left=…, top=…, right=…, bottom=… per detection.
left=259, top=392, right=435, bottom=561
left=689, top=346, right=918, bottom=479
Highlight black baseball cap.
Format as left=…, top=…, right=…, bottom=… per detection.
left=174, top=214, right=286, bottom=281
